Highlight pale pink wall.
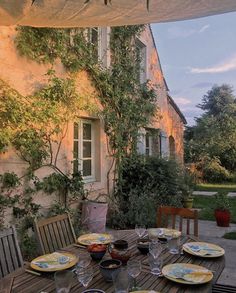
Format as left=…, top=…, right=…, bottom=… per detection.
left=139, top=25, right=185, bottom=162
left=0, top=26, right=110, bottom=222
left=0, top=25, right=185, bottom=225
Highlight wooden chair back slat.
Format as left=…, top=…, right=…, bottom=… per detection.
left=60, top=221, right=68, bottom=247
left=157, top=206, right=199, bottom=237
left=0, top=226, right=23, bottom=279
left=34, top=214, right=76, bottom=254
left=52, top=222, right=62, bottom=248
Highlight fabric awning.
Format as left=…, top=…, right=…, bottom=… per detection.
left=1, top=0, right=236, bottom=27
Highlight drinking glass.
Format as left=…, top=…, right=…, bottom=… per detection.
left=148, top=253, right=163, bottom=276
left=127, top=259, right=141, bottom=290
left=135, top=225, right=146, bottom=239
left=77, top=267, right=93, bottom=288
left=112, top=268, right=130, bottom=293
left=149, top=241, right=162, bottom=259
left=77, top=253, right=91, bottom=268
left=54, top=270, right=73, bottom=293
left=168, top=236, right=180, bottom=254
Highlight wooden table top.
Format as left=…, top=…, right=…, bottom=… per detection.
left=0, top=230, right=225, bottom=293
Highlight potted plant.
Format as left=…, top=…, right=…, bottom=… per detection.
left=214, top=193, right=231, bottom=227
left=180, top=169, right=195, bottom=209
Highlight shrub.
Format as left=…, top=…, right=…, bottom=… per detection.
left=202, top=158, right=232, bottom=183
left=109, top=156, right=183, bottom=228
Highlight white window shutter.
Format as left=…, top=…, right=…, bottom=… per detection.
left=98, top=27, right=111, bottom=68
left=137, top=128, right=146, bottom=155
left=160, top=131, right=169, bottom=158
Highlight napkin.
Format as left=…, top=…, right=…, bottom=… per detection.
left=167, top=265, right=211, bottom=283
left=32, top=252, right=70, bottom=269
left=186, top=244, right=221, bottom=256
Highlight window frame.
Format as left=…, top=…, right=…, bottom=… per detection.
left=145, top=130, right=153, bottom=156
left=136, top=38, right=147, bottom=84
left=73, top=119, right=95, bottom=182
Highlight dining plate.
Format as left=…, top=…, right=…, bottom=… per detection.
left=162, top=263, right=213, bottom=285
left=77, top=233, right=112, bottom=245
left=148, top=228, right=181, bottom=239
left=183, top=242, right=225, bottom=258
left=31, top=252, right=78, bottom=272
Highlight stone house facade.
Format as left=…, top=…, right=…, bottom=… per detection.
left=0, top=24, right=186, bottom=218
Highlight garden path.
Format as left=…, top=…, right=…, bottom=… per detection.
left=193, top=191, right=236, bottom=197
left=198, top=219, right=236, bottom=286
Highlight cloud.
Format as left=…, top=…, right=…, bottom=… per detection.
left=167, top=24, right=210, bottom=39
left=174, top=97, right=192, bottom=105
left=170, top=89, right=182, bottom=95
left=167, top=27, right=196, bottom=38
left=199, top=25, right=210, bottom=33
left=192, top=82, right=214, bottom=88
left=190, top=55, right=236, bottom=74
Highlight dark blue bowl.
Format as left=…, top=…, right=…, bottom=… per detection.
left=89, top=250, right=106, bottom=261
left=99, top=259, right=122, bottom=282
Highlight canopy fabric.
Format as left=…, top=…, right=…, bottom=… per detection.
left=1, top=0, right=236, bottom=27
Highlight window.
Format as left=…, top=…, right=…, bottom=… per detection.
left=137, top=128, right=160, bottom=156
left=73, top=120, right=95, bottom=181
left=136, top=39, right=147, bottom=84
left=145, top=130, right=152, bottom=156
left=87, top=27, right=110, bottom=67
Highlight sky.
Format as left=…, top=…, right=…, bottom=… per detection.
left=151, top=11, right=236, bottom=125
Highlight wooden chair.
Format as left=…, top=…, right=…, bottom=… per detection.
left=34, top=214, right=76, bottom=254
left=0, top=226, right=24, bottom=279
left=157, top=206, right=199, bottom=237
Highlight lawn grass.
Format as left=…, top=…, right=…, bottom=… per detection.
left=195, top=183, right=236, bottom=193
left=193, top=195, right=236, bottom=223
left=223, top=232, right=236, bottom=240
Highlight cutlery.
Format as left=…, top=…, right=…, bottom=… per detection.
left=25, top=269, right=41, bottom=276
left=168, top=270, right=212, bottom=282
left=73, top=244, right=87, bottom=249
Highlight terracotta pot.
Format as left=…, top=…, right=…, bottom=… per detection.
left=183, top=198, right=194, bottom=208
left=214, top=209, right=231, bottom=227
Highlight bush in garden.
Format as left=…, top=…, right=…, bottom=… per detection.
left=109, top=155, right=183, bottom=228
left=202, top=157, right=232, bottom=183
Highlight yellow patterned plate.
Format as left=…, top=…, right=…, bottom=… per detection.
left=31, top=252, right=78, bottom=272
left=77, top=233, right=112, bottom=245
left=162, top=263, right=213, bottom=285
left=183, top=242, right=225, bottom=258
left=148, top=228, right=181, bottom=239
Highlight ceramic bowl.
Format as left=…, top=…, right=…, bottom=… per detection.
left=137, top=238, right=151, bottom=254
left=87, top=244, right=107, bottom=261
left=99, top=259, right=122, bottom=282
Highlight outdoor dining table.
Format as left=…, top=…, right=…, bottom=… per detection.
left=0, top=230, right=225, bottom=293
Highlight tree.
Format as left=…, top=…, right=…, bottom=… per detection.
left=185, top=84, right=236, bottom=179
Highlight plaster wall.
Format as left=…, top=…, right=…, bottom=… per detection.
left=0, top=26, right=110, bottom=222
left=0, top=25, right=185, bottom=224
left=139, top=26, right=185, bottom=161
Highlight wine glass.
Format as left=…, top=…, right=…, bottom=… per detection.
left=76, top=253, right=91, bottom=268
left=54, top=270, right=73, bottom=293
left=149, top=241, right=162, bottom=259
left=77, top=267, right=93, bottom=289
left=135, top=224, right=146, bottom=239
left=127, top=259, right=141, bottom=290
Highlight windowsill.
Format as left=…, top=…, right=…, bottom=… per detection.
left=83, top=177, right=96, bottom=184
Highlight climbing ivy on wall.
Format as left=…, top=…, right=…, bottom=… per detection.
left=5, top=25, right=159, bottom=193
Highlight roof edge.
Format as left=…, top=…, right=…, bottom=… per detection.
left=167, top=94, right=187, bottom=125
